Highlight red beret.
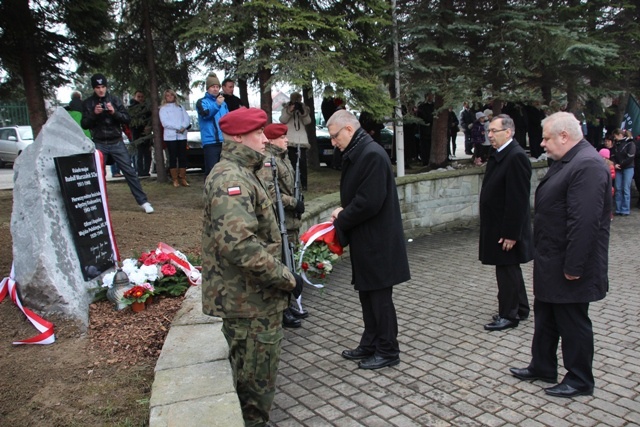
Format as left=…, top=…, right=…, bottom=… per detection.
left=219, top=107, right=267, bottom=136
left=264, top=124, right=288, bottom=140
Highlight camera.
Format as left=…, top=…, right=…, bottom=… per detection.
left=100, top=102, right=107, bottom=110
left=293, top=101, right=304, bottom=114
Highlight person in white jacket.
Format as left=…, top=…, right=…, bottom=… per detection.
left=280, top=92, right=311, bottom=190
left=159, top=89, right=191, bottom=187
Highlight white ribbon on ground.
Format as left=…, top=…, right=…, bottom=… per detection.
left=0, top=264, right=55, bottom=345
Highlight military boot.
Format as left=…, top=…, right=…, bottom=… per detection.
left=283, top=308, right=301, bottom=328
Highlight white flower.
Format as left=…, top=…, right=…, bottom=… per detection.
left=102, top=271, right=115, bottom=288
left=128, top=269, right=147, bottom=285
left=121, top=258, right=138, bottom=275
left=140, top=264, right=159, bottom=282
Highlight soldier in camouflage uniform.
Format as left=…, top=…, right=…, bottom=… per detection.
left=258, top=124, right=307, bottom=328
left=201, top=108, right=303, bottom=427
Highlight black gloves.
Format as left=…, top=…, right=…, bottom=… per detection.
left=292, top=273, right=303, bottom=298
left=295, top=199, right=305, bottom=214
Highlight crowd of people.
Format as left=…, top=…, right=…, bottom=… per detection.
left=72, top=72, right=634, bottom=424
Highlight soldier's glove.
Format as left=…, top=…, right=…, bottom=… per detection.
left=295, top=199, right=305, bottom=214
left=292, top=273, right=304, bottom=298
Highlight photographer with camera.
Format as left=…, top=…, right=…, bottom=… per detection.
left=279, top=92, right=311, bottom=190
left=81, top=73, right=154, bottom=214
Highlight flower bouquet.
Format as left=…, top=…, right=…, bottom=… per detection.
left=295, top=222, right=343, bottom=288
left=100, top=242, right=201, bottom=300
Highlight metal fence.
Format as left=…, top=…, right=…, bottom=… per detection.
left=0, top=103, right=30, bottom=126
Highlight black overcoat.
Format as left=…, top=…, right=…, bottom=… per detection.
left=533, top=140, right=610, bottom=303
left=334, top=129, right=410, bottom=291
left=479, top=141, right=533, bottom=265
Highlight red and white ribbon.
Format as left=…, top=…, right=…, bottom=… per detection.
left=94, top=150, right=120, bottom=263
left=156, top=242, right=202, bottom=285
left=297, top=222, right=339, bottom=289
left=0, top=264, right=55, bottom=345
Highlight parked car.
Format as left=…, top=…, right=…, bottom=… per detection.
left=315, top=126, right=335, bottom=167
left=186, top=111, right=204, bottom=171
left=0, top=125, right=34, bottom=167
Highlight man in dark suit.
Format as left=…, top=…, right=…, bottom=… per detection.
left=510, top=112, right=611, bottom=398
left=328, top=110, right=411, bottom=370
left=480, top=114, right=533, bottom=331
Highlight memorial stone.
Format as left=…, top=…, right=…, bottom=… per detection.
left=11, top=107, right=111, bottom=329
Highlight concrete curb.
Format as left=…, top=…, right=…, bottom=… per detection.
left=149, top=286, right=244, bottom=427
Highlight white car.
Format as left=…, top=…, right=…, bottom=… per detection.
left=0, top=125, right=34, bottom=167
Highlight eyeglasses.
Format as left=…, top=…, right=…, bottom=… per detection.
left=330, top=127, right=346, bottom=140
left=488, top=128, right=507, bottom=134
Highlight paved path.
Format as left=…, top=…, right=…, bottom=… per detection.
left=273, top=214, right=640, bottom=426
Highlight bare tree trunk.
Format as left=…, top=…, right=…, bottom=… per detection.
left=429, top=94, right=448, bottom=168
left=492, top=99, right=503, bottom=116
left=238, top=77, right=249, bottom=107
left=566, top=77, right=578, bottom=113
left=142, top=0, right=165, bottom=182
left=14, top=0, right=47, bottom=136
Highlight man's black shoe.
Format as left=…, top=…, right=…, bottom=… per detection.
left=358, top=354, right=400, bottom=370
left=289, top=305, right=309, bottom=319
left=509, top=367, right=557, bottom=383
left=341, top=347, right=374, bottom=360
left=283, top=309, right=301, bottom=328
left=493, top=313, right=528, bottom=321
left=484, top=316, right=518, bottom=331
left=544, top=383, right=593, bottom=398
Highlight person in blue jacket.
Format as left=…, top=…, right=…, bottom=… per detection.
left=197, top=73, right=229, bottom=177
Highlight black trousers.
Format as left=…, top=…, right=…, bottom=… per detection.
left=529, top=300, right=594, bottom=390
left=495, top=264, right=530, bottom=320
left=358, top=287, right=399, bottom=358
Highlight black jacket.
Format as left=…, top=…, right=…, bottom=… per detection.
left=333, top=128, right=410, bottom=291
left=222, top=93, right=247, bottom=112
left=81, top=92, right=130, bottom=143
left=612, top=137, right=636, bottom=169
left=533, top=140, right=610, bottom=303
left=479, top=140, right=533, bottom=265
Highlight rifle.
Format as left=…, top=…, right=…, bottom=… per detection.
left=293, top=144, right=303, bottom=219
left=271, top=156, right=296, bottom=271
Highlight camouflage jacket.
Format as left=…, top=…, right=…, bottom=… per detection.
left=257, top=145, right=301, bottom=237
left=201, top=140, right=296, bottom=318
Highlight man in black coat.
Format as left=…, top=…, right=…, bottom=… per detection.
left=480, top=114, right=533, bottom=331
left=328, top=110, right=410, bottom=370
left=510, top=112, right=611, bottom=398
left=459, top=102, right=475, bottom=155
left=220, top=78, right=248, bottom=112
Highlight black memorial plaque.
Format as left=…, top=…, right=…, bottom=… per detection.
left=55, top=153, right=115, bottom=280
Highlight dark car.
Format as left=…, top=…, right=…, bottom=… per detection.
left=186, top=111, right=204, bottom=171
left=315, top=126, right=335, bottom=167
left=316, top=126, right=394, bottom=167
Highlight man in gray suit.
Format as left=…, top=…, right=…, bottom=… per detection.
left=510, top=112, right=611, bottom=398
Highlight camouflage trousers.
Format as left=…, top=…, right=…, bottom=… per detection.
left=222, top=312, right=284, bottom=427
